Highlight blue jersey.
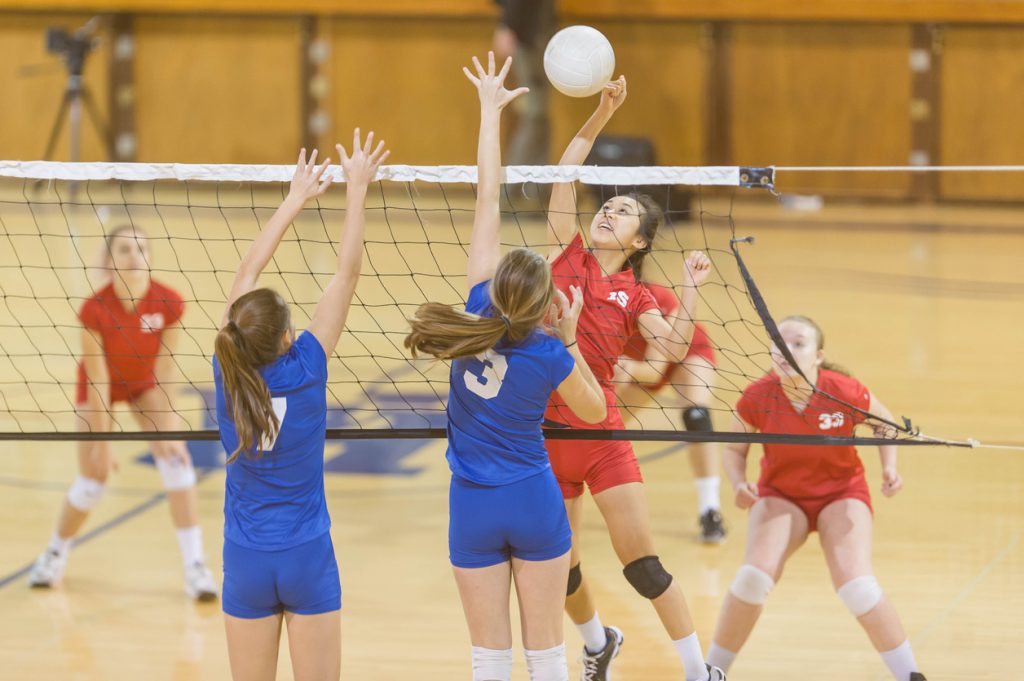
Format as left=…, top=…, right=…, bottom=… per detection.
left=214, top=330, right=330, bottom=551
left=446, top=281, right=575, bottom=485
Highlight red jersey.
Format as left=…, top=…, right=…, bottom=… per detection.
left=736, top=369, right=872, bottom=499
left=545, top=234, right=658, bottom=428
left=75, top=280, right=185, bottom=404
left=621, top=282, right=715, bottom=372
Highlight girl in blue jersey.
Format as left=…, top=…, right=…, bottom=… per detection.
left=213, top=134, right=388, bottom=681
left=405, top=53, right=607, bottom=681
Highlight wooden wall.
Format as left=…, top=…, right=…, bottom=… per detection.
left=2, top=3, right=1024, bottom=199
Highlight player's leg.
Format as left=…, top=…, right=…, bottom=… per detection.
left=673, top=357, right=724, bottom=542
left=513, top=551, right=571, bottom=681
left=224, top=613, right=284, bottom=681
left=818, top=498, right=925, bottom=681
left=285, top=611, right=342, bottom=681
left=131, top=388, right=216, bottom=599
left=453, top=562, right=515, bottom=680
left=707, top=496, right=809, bottom=673
left=29, top=413, right=112, bottom=587
left=592, top=481, right=715, bottom=680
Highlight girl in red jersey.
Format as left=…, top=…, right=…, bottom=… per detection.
left=705, top=316, right=927, bottom=681
left=541, top=77, right=724, bottom=681
left=616, top=282, right=726, bottom=544
left=28, top=225, right=217, bottom=601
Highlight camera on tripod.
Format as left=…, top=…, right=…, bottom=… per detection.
left=45, top=22, right=97, bottom=77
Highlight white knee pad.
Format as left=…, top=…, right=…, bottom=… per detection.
left=67, top=475, right=105, bottom=511
left=524, top=644, right=568, bottom=681
left=730, top=564, right=775, bottom=605
left=837, top=575, right=883, bottom=617
left=155, top=456, right=197, bottom=491
left=471, top=646, right=513, bottom=681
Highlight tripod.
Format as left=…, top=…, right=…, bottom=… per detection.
left=41, top=22, right=113, bottom=163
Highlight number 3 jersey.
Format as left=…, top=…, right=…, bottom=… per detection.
left=213, top=330, right=330, bottom=551
left=446, top=281, right=575, bottom=486
left=736, top=368, right=873, bottom=499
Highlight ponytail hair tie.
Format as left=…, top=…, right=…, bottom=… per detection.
left=499, top=315, right=512, bottom=331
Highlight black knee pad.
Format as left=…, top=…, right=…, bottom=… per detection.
left=623, top=555, right=673, bottom=599
left=683, top=406, right=712, bottom=432
left=567, top=563, right=582, bottom=596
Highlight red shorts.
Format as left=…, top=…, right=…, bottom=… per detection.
left=75, top=378, right=155, bottom=406
left=546, top=438, right=643, bottom=499
left=645, top=324, right=717, bottom=392
left=758, top=476, right=873, bottom=533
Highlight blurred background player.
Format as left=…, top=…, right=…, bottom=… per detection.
left=492, top=0, right=555, bottom=166
left=706, top=316, right=927, bottom=681
left=406, top=52, right=607, bottom=681
left=28, top=224, right=217, bottom=601
left=214, top=136, right=387, bottom=681
left=539, top=78, right=724, bottom=681
left=616, top=282, right=726, bottom=544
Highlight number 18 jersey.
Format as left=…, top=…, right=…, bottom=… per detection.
left=446, top=281, right=575, bottom=486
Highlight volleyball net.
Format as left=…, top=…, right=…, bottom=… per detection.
left=0, top=161, right=978, bottom=447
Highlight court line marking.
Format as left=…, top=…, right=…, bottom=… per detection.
left=874, top=530, right=1021, bottom=681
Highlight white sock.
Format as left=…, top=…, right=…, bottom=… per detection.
left=524, top=643, right=568, bottom=681
left=577, top=613, right=607, bottom=654
left=48, top=532, right=72, bottom=557
left=471, top=646, right=513, bottom=681
left=175, top=526, right=204, bottom=567
left=706, top=642, right=738, bottom=673
left=695, top=476, right=721, bottom=514
left=879, top=640, right=919, bottom=681
left=673, top=631, right=709, bottom=681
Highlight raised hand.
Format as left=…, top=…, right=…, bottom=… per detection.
left=598, top=75, right=628, bottom=113
left=463, top=51, right=529, bottom=111
left=683, top=250, right=712, bottom=288
left=551, top=285, right=584, bottom=344
left=337, top=128, right=389, bottom=189
left=288, top=147, right=333, bottom=202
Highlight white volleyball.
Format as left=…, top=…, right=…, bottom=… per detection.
left=543, top=25, right=615, bottom=98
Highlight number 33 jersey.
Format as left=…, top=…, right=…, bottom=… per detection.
left=214, top=330, right=330, bottom=551
left=737, top=368, right=873, bottom=499
left=446, top=280, right=575, bottom=486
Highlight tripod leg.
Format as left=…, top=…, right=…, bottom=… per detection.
left=43, top=90, right=73, bottom=161
left=79, top=86, right=114, bottom=159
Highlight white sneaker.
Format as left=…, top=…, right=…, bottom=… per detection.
left=706, top=663, right=727, bottom=680
left=184, top=562, right=219, bottom=602
left=28, top=549, right=68, bottom=588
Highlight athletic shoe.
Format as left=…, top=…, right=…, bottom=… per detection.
left=184, top=561, right=219, bottom=602
left=580, top=625, right=624, bottom=681
left=27, top=549, right=68, bottom=588
left=699, top=509, right=727, bottom=544
left=909, top=674, right=927, bottom=681
left=706, top=662, right=728, bottom=680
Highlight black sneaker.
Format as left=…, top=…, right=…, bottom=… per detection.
left=699, top=509, right=727, bottom=544
left=580, top=626, right=623, bottom=681
left=706, top=662, right=727, bottom=680
left=909, top=674, right=927, bottom=681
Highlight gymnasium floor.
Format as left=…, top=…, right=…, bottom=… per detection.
left=0, top=184, right=1022, bottom=680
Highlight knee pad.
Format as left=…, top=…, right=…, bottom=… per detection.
left=729, top=564, right=774, bottom=605
left=567, top=563, right=582, bottom=596
left=683, top=406, right=713, bottom=432
left=524, top=644, right=567, bottom=681
left=623, top=555, right=673, bottom=599
left=67, top=475, right=105, bottom=511
left=837, top=575, right=882, bottom=617
left=155, top=456, right=197, bottom=491
left=471, top=646, right=513, bottom=681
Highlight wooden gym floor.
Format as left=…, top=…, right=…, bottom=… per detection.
left=0, top=188, right=1021, bottom=680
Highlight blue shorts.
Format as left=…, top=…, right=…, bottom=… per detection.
left=449, top=469, right=572, bottom=569
left=222, top=531, right=341, bottom=619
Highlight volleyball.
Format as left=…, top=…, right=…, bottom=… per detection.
left=543, top=25, right=615, bottom=98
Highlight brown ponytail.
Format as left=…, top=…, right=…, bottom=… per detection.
left=622, top=192, right=664, bottom=282
left=215, top=288, right=292, bottom=463
left=780, top=314, right=851, bottom=377
left=405, top=248, right=555, bottom=360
